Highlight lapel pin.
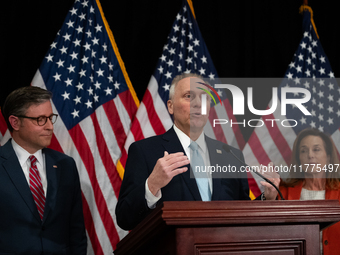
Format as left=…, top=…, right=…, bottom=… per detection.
left=53, top=165, right=58, bottom=168
left=216, top=149, right=222, bottom=154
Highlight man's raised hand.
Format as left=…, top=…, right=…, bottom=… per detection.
left=148, top=151, right=189, bottom=196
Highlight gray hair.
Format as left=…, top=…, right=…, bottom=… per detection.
left=168, top=73, right=204, bottom=100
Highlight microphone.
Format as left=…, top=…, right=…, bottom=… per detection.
left=222, top=144, right=284, bottom=200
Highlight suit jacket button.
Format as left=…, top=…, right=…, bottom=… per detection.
left=42, top=226, right=45, bottom=231
left=324, top=240, right=328, bottom=245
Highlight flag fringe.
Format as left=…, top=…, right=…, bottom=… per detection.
left=187, top=0, right=196, bottom=19
left=95, top=0, right=140, bottom=107
left=299, top=5, right=319, bottom=39
left=116, top=160, right=124, bottom=180
left=249, top=190, right=256, bottom=200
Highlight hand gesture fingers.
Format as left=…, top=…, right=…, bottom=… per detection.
left=260, top=162, right=281, bottom=200
left=148, top=151, right=190, bottom=195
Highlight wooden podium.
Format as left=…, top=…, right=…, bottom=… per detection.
left=114, top=200, right=340, bottom=255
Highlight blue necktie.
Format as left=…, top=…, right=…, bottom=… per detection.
left=189, top=142, right=211, bottom=201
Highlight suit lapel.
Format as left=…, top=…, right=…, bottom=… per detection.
left=1, top=140, right=41, bottom=222
left=162, top=128, right=201, bottom=201
left=42, top=149, right=60, bottom=222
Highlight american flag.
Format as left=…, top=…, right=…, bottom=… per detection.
left=0, top=113, right=7, bottom=142
left=1, top=0, right=139, bottom=254
left=120, top=0, right=247, bottom=180
left=243, top=5, right=340, bottom=189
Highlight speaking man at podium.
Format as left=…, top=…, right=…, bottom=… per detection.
left=116, top=73, right=280, bottom=230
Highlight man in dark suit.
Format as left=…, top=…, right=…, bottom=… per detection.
left=116, top=73, right=279, bottom=231
left=0, top=86, right=87, bottom=254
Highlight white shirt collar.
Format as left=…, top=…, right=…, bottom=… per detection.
left=11, top=139, right=43, bottom=167
left=195, top=131, right=207, bottom=154
left=173, top=124, right=206, bottom=153
left=173, top=124, right=190, bottom=151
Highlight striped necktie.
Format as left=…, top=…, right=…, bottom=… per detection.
left=29, top=155, right=45, bottom=220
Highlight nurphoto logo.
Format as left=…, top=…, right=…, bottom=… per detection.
left=197, top=78, right=314, bottom=129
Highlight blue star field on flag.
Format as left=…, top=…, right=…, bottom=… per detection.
left=39, top=0, right=130, bottom=130
left=279, top=8, right=339, bottom=135
left=153, top=0, right=221, bottom=105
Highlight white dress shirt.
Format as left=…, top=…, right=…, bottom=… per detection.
left=145, top=125, right=212, bottom=208
left=11, top=139, right=48, bottom=195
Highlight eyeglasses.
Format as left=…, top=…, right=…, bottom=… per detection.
left=16, top=114, right=58, bottom=126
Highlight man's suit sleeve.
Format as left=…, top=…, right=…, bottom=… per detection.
left=115, top=142, right=153, bottom=231
left=68, top=158, right=88, bottom=254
